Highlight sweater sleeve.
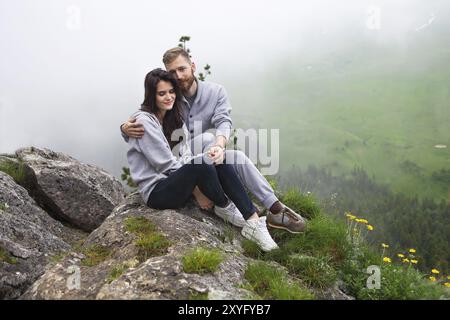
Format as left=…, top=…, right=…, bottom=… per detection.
left=211, top=85, right=233, bottom=141
left=133, top=116, right=181, bottom=174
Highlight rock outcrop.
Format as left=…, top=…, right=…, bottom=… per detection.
left=0, top=172, right=76, bottom=299
left=1, top=147, right=352, bottom=301
left=15, top=147, right=126, bottom=231
left=22, top=193, right=256, bottom=300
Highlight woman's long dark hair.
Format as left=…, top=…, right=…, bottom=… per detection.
left=141, top=68, right=184, bottom=148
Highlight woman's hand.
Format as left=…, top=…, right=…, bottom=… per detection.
left=192, top=186, right=214, bottom=210
left=207, top=145, right=225, bottom=165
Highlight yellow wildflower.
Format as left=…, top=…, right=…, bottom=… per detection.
left=444, top=283, right=450, bottom=288
left=367, top=225, right=374, bottom=231
left=383, top=257, right=392, bottom=263
left=431, top=269, right=440, bottom=274
left=409, top=249, right=416, bottom=254
left=402, top=258, right=410, bottom=263
left=411, top=260, right=418, bottom=264
left=355, top=219, right=362, bottom=223
left=359, top=219, right=369, bottom=224
left=397, top=254, right=405, bottom=258
left=447, top=276, right=450, bottom=280
left=429, top=276, right=436, bottom=282
left=381, top=243, right=389, bottom=249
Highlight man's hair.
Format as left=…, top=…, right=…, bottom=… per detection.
left=162, top=47, right=192, bottom=65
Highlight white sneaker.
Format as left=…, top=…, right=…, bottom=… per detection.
left=241, top=216, right=279, bottom=252
left=214, top=201, right=246, bottom=228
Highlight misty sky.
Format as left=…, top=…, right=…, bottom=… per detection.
left=0, top=0, right=448, bottom=177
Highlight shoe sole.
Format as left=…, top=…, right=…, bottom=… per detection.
left=267, top=222, right=304, bottom=234
left=215, top=213, right=245, bottom=228
left=241, top=229, right=278, bottom=252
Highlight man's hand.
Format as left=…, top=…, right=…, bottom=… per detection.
left=122, top=117, right=144, bottom=139
left=207, top=145, right=225, bottom=165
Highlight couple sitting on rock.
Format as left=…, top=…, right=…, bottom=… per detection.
left=121, top=47, right=306, bottom=252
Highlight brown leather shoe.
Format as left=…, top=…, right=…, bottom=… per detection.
left=266, top=205, right=306, bottom=233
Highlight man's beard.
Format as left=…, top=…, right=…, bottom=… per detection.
left=179, top=74, right=195, bottom=93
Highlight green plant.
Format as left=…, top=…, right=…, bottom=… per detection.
left=0, top=160, right=26, bottom=184
left=244, top=261, right=314, bottom=300
left=125, top=216, right=156, bottom=235
left=125, top=216, right=171, bottom=262
left=287, top=254, right=338, bottom=289
left=281, top=188, right=321, bottom=220
left=221, top=223, right=235, bottom=243
left=0, top=202, right=9, bottom=212
left=80, top=244, right=111, bottom=267
left=188, top=291, right=209, bottom=300
left=182, top=247, right=223, bottom=275
left=106, top=259, right=139, bottom=284
left=107, top=264, right=127, bottom=284
left=50, top=251, right=68, bottom=264
left=0, top=246, right=18, bottom=264
left=359, top=264, right=449, bottom=300
left=135, top=233, right=171, bottom=261
left=121, top=167, right=137, bottom=188
left=242, top=239, right=265, bottom=260
left=282, top=214, right=351, bottom=267
left=177, top=35, right=211, bottom=82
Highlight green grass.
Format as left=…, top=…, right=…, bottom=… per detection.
left=0, top=159, right=26, bottom=184
left=182, top=247, right=223, bottom=275
left=0, top=246, right=18, bottom=264
left=0, top=203, right=8, bottom=212
left=242, top=239, right=265, bottom=260
left=233, top=42, right=450, bottom=203
left=125, top=216, right=156, bottom=235
left=125, top=216, right=171, bottom=262
left=49, top=251, right=68, bottom=264
left=280, top=188, right=321, bottom=219
left=107, top=264, right=127, bottom=284
left=287, top=254, right=338, bottom=289
left=244, top=261, right=315, bottom=300
left=343, top=260, right=450, bottom=300
left=218, top=223, right=235, bottom=243
left=280, top=214, right=351, bottom=267
left=80, top=244, right=111, bottom=267
left=135, top=233, right=171, bottom=261
left=188, top=292, right=209, bottom=300
left=106, top=259, right=139, bottom=284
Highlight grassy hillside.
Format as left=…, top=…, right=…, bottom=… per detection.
left=232, top=32, right=450, bottom=202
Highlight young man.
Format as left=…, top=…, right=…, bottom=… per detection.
left=121, top=47, right=306, bottom=234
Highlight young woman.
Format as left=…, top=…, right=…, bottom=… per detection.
left=127, top=68, right=278, bottom=252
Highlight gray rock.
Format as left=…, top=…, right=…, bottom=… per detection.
left=22, top=193, right=257, bottom=300
left=15, top=147, right=126, bottom=231
left=0, top=172, right=77, bottom=299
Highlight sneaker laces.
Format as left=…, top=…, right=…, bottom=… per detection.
left=227, top=201, right=240, bottom=225
left=281, top=206, right=301, bottom=222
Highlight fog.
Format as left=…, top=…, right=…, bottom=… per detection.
left=1, top=0, right=449, bottom=179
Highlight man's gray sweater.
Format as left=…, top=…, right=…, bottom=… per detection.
left=180, top=80, right=233, bottom=141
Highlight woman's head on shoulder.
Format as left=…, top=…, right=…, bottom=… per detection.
left=141, top=68, right=184, bottom=147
